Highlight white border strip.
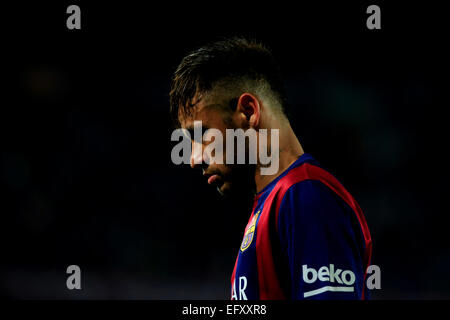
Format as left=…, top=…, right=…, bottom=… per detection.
left=304, top=286, right=354, bottom=298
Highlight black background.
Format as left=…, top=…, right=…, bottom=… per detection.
left=1, top=1, right=449, bottom=299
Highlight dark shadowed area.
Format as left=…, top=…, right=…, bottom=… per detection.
left=1, top=1, right=449, bottom=299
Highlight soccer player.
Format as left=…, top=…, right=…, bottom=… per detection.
left=169, top=37, right=372, bottom=300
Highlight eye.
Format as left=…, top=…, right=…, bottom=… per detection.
left=189, top=127, right=209, bottom=143
left=187, top=128, right=195, bottom=139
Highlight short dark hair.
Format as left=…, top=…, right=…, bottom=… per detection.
left=169, top=37, right=288, bottom=126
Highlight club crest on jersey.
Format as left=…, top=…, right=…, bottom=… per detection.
left=240, top=211, right=260, bottom=252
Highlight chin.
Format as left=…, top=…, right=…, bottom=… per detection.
left=217, top=181, right=232, bottom=197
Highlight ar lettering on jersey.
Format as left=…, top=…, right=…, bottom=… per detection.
left=302, top=264, right=356, bottom=298
left=231, top=276, right=248, bottom=300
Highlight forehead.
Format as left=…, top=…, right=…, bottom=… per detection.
left=178, top=101, right=227, bottom=129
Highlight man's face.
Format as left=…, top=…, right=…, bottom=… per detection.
left=179, top=101, right=254, bottom=196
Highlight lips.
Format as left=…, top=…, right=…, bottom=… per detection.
left=207, top=174, right=221, bottom=185
left=203, top=170, right=222, bottom=186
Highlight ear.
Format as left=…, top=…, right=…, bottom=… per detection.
left=236, top=93, right=261, bottom=129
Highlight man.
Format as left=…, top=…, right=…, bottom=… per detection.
left=169, top=37, right=372, bottom=300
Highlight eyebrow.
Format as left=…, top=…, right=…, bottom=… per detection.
left=185, top=124, right=211, bottom=137
left=180, top=102, right=224, bottom=127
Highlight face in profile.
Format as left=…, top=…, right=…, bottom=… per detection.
left=179, top=101, right=255, bottom=197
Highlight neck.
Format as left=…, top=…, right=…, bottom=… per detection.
left=254, top=119, right=304, bottom=193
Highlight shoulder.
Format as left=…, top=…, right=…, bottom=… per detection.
left=273, top=162, right=362, bottom=241
left=277, top=179, right=351, bottom=224
left=274, top=167, right=369, bottom=255
left=272, top=163, right=357, bottom=224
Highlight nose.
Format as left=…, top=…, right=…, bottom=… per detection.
left=190, top=140, right=204, bottom=169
